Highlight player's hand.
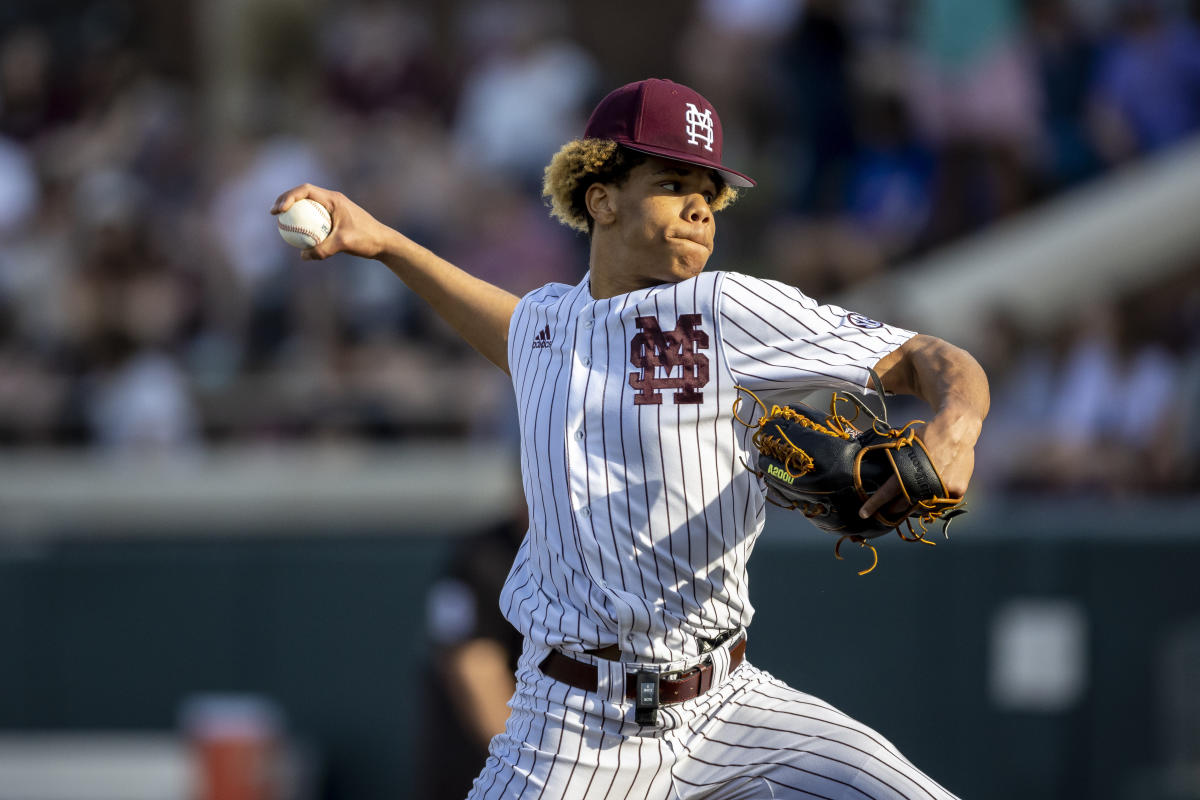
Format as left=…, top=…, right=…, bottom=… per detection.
left=270, top=184, right=392, bottom=261
left=858, top=411, right=981, bottom=518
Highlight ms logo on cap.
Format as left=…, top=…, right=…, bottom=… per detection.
left=684, top=103, right=715, bottom=152
left=582, top=78, right=756, bottom=187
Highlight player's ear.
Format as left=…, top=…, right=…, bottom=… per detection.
left=585, top=182, right=617, bottom=227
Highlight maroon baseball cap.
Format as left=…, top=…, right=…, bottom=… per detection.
left=583, top=78, right=756, bottom=188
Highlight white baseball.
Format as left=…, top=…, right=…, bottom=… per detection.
left=276, top=198, right=332, bottom=249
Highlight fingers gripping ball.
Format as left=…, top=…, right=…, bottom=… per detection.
left=276, top=199, right=332, bottom=249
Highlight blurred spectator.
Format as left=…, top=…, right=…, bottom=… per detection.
left=1179, top=341, right=1200, bottom=488
left=443, top=178, right=585, bottom=295
left=319, top=1, right=452, bottom=120
left=908, top=0, right=1041, bottom=244
left=978, top=284, right=1193, bottom=497
left=0, top=134, right=39, bottom=235
left=908, top=0, right=1041, bottom=148
left=1049, top=299, right=1182, bottom=495
left=1177, top=267, right=1200, bottom=486
left=1126, top=272, right=1200, bottom=492
left=760, top=215, right=883, bottom=298
left=57, top=167, right=197, bottom=457
left=1024, top=0, right=1104, bottom=190
left=772, top=0, right=859, bottom=214
left=1088, top=0, right=1200, bottom=163
left=971, top=307, right=1063, bottom=494
left=86, top=349, right=199, bottom=456
left=0, top=25, right=74, bottom=141
left=0, top=297, right=69, bottom=444
left=451, top=0, right=597, bottom=189
left=842, top=85, right=937, bottom=260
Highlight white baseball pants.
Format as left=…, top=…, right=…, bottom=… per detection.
left=466, top=638, right=961, bottom=799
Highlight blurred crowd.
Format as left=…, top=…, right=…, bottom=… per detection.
left=0, top=0, right=1198, bottom=497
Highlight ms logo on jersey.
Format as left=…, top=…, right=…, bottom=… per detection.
left=684, top=103, right=715, bottom=152
left=629, top=314, right=710, bottom=405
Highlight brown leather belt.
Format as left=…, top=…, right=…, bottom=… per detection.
left=538, top=635, right=746, bottom=706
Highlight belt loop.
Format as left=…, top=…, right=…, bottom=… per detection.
left=598, top=658, right=626, bottom=704
left=709, top=637, right=732, bottom=687
left=697, top=665, right=713, bottom=694
left=593, top=655, right=610, bottom=699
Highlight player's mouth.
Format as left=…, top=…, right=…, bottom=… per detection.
left=668, top=233, right=712, bottom=252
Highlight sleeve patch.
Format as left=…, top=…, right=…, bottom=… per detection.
left=844, top=312, right=883, bottom=329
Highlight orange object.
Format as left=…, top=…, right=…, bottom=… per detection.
left=182, top=695, right=281, bottom=800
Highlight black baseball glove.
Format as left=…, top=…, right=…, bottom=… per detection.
left=736, top=376, right=966, bottom=574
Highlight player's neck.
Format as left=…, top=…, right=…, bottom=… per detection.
left=587, top=241, right=693, bottom=300
left=588, top=265, right=655, bottom=299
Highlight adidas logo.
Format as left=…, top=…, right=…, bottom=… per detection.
left=531, top=324, right=552, bottom=349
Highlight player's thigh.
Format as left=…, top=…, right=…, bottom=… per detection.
left=675, top=662, right=960, bottom=800
left=467, top=688, right=676, bottom=800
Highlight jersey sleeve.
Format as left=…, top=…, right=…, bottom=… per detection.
left=507, top=280, right=573, bottom=379
left=717, top=273, right=916, bottom=394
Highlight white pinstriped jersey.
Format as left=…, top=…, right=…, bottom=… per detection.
left=500, top=270, right=915, bottom=663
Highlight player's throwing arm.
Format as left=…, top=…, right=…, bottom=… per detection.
left=270, top=185, right=519, bottom=373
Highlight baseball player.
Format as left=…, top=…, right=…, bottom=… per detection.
left=272, top=78, right=988, bottom=799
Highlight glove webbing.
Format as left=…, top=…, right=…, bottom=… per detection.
left=751, top=404, right=851, bottom=479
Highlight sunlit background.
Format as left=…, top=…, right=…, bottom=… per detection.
left=0, top=0, right=1198, bottom=798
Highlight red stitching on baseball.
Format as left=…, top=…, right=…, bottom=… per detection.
left=278, top=222, right=323, bottom=243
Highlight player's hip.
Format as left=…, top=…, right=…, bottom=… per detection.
left=509, top=629, right=749, bottom=731
left=482, top=659, right=962, bottom=800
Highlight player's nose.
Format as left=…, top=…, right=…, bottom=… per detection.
left=683, top=195, right=712, bottom=224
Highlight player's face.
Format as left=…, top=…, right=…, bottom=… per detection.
left=602, top=156, right=719, bottom=287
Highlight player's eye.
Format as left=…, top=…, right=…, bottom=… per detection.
left=660, top=181, right=682, bottom=192
left=702, top=191, right=715, bottom=204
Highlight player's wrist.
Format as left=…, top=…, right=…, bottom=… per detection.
left=368, top=225, right=415, bottom=263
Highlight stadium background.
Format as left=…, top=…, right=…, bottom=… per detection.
left=1, top=0, right=1199, bottom=798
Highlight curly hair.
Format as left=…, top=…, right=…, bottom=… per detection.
left=542, top=139, right=739, bottom=233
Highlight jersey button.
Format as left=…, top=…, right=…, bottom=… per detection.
left=583, top=319, right=594, bottom=329
left=580, top=506, right=591, bottom=518
left=574, top=429, right=585, bottom=441
left=581, top=356, right=592, bottom=367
